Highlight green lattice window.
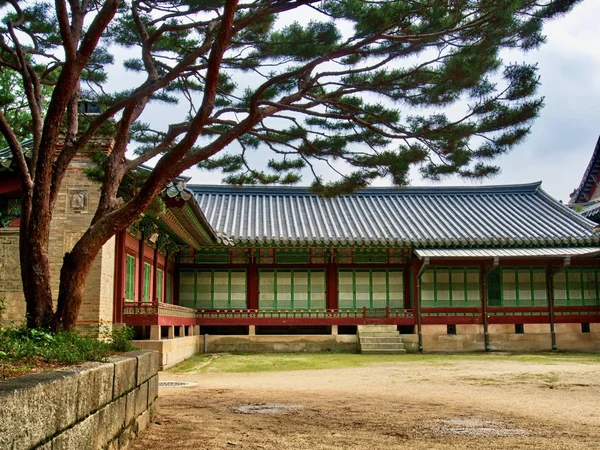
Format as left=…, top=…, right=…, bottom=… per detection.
left=420, top=268, right=480, bottom=308
left=259, top=270, right=326, bottom=310
left=554, top=268, right=600, bottom=306
left=487, top=268, right=547, bottom=307
left=179, top=271, right=196, bottom=308
left=338, top=269, right=403, bottom=309
left=166, top=273, right=173, bottom=304
left=143, top=262, right=152, bottom=302
left=178, top=270, right=247, bottom=309
left=156, top=268, right=163, bottom=302
left=125, top=254, right=136, bottom=302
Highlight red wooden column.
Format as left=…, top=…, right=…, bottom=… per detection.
left=546, top=263, right=558, bottom=351
left=112, top=231, right=125, bottom=323
left=152, top=246, right=158, bottom=301
left=247, top=252, right=259, bottom=310
left=412, top=258, right=424, bottom=352
left=479, top=261, right=490, bottom=351
left=326, top=250, right=338, bottom=310
left=137, top=238, right=144, bottom=302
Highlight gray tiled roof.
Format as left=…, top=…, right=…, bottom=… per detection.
left=0, top=139, right=32, bottom=169
left=190, top=182, right=599, bottom=248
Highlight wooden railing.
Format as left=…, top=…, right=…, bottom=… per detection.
left=121, top=302, right=599, bottom=327
left=122, top=301, right=197, bottom=326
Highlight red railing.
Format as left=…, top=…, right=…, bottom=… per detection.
left=196, top=307, right=414, bottom=326
left=122, top=302, right=600, bottom=327
left=122, top=301, right=197, bottom=326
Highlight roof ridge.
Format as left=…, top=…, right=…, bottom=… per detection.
left=188, top=181, right=543, bottom=196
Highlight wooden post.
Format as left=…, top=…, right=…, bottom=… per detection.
left=247, top=257, right=259, bottom=310
left=152, top=246, right=158, bottom=302
left=546, top=263, right=558, bottom=351
left=326, top=264, right=338, bottom=310
left=112, top=231, right=125, bottom=323
left=479, top=261, right=490, bottom=352
left=137, top=238, right=144, bottom=303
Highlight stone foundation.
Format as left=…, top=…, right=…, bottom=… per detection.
left=0, top=350, right=158, bottom=450
left=134, top=334, right=359, bottom=369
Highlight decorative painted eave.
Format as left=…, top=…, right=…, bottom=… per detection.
left=570, top=135, right=600, bottom=204
left=156, top=209, right=204, bottom=250
left=162, top=182, right=232, bottom=249
left=190, top=182, right=600, bottom=249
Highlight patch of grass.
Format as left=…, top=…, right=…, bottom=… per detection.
left=511, top=371, right=560, bottom=384
left=168, top=351, right=600, bottom=374
left=0, top=326, right=135, bottom=380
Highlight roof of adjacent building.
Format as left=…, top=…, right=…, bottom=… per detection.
left=570, top=135, right=600, bottom=204
left=0, top=139, right=33, bottom=170
left=190, top=182, right=599, bottom=248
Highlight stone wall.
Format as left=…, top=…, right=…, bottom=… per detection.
left=133, top=334, right=359, bottom=369
left=401, top=323, right=600, bottom=352
left=0, top=350, right=158, bottom=450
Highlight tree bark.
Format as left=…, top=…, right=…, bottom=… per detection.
left=19, top=187, right=54, bottom=329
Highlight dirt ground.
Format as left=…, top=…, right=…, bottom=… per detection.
left=131, top=355, right=600, bottom=450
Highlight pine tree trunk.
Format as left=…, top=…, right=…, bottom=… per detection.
left=53, top=249, right=96, bottom=331
left=20, top=189, right=54, bottom=329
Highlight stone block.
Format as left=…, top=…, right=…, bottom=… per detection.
left=125, top=388, right=137, bottom=425
left=457, top=324, right=482, bottom=335
left=96, top=395, right=127, bottom=445
left=136, top=409, right=151, bottom=435
left=75, top=362, right=114, bottom=420
left=488, top=324, right=514, bottom=334
left=51, top=406, right=101, bottom=450
left=125, top=350, right=159, bottom=385
left=554, top=323, right=582, bottom=333
left=109, top=355, right=137, bottom=399
left=148, top=374, right=159, bottom=406
left=0, top=370, right=78, bottom=450
left=135, top=382, right=149, bottom=417
left=420, top=325, right=448, bottom=335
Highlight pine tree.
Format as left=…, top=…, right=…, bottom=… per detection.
left=0, top=0, right=582, bottom=329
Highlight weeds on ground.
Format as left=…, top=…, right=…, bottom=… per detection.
left=0, top=325, right=136, bottom=380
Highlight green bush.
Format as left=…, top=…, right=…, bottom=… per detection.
left=0, top=325, right=136, bottom=371
left=110, top=325, right=135, bottom=352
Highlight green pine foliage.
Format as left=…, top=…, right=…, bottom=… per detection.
left=0, top=0, right=582, bottom=196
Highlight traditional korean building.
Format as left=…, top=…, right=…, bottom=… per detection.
left=2, top=137, right=600, bottom=368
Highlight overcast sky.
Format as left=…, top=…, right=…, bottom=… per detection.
left=123, top=2, right=600, bottom=203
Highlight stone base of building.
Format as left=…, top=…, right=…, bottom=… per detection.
left=131, top=322, right=600, bottom=370
left=412, top=323, right=600, bottom=352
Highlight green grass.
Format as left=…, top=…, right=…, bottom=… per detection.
left=168, top=351, right=600, bottom=374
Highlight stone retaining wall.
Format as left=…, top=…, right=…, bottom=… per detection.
left=0, top=350, right=158, bottom=450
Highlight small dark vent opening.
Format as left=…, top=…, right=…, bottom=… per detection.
left=515, top=324, right=525, bottom=334
left=256, top=326, right=331, bottom=335
left=200, top=326, right=249, bottom=335
left=338, top=326, right=357, bottom=335
left=398, top=325, right=415, bottom=334
left=447, top=324, right=457, bottom=335
left=581, top=323, right=591, bottom=333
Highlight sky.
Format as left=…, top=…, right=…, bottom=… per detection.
left=118, top=1, right=600, bottom=204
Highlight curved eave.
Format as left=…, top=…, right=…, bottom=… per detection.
left=227, top=236, right=600, bottom=248
left=156, top=210, right=202, bottom=250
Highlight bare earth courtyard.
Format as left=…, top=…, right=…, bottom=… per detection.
left=130, top=353, right=600, bottom=450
